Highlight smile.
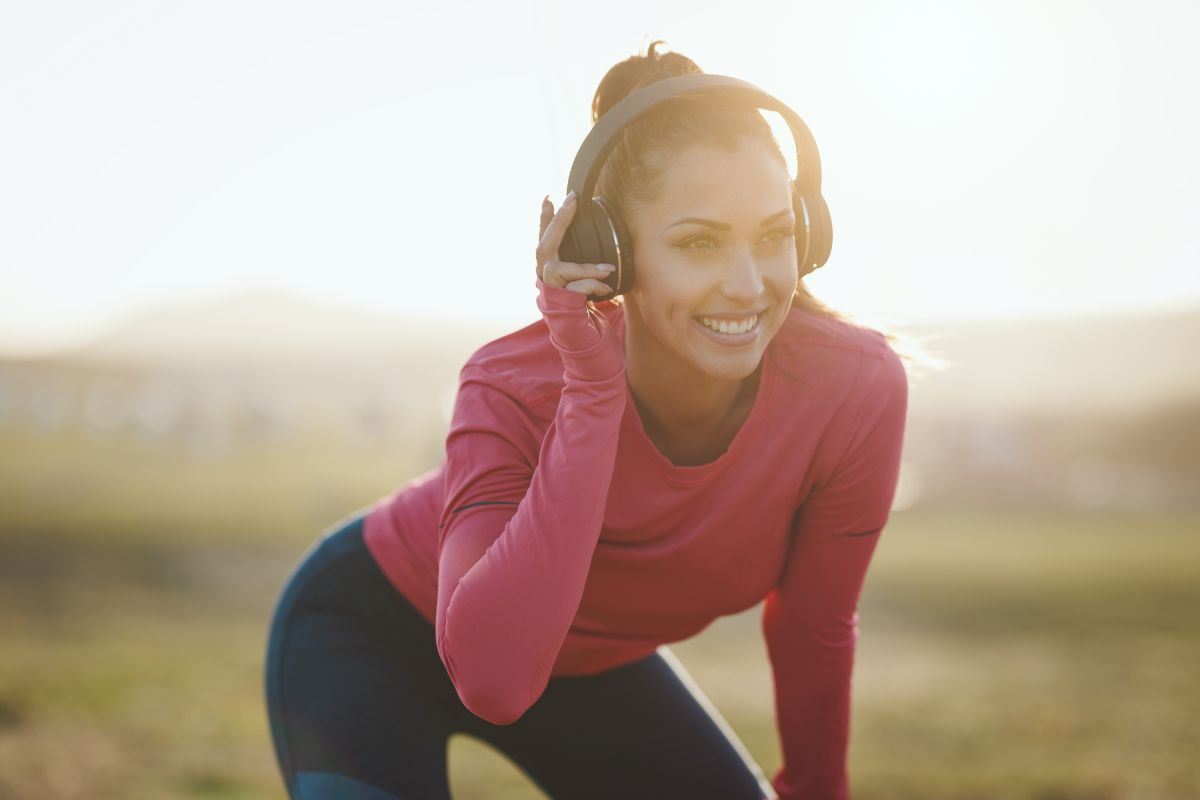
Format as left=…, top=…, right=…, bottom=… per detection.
left=692, top=313, right=762, bottom=346
left=696, top=314, right=759, bottom=334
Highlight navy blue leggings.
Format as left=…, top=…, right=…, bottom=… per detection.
left=264, top=511, right=776, bottom=799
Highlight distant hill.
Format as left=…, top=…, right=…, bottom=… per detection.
left=15, top=289, right=1200, bottom=416
left=66, top=288, right=510, bottom=370
left=2, top=292, right=1197, bottom=513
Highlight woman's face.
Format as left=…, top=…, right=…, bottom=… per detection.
left=625, top=137, right=799, bottom=383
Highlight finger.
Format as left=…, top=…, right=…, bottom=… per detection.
left=542, top=262, right=615, bottom=288
left=535, top=191, right=578, bottom=271
left=539, top=195, right=553, bottom=240
left=564, top=277, right=614, bottom=298
left=537, top=192, right=576, bottom=261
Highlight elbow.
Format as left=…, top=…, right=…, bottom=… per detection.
left=453, top=679, right=532, bottom=726
left=436, top=635, right=533, bottom=726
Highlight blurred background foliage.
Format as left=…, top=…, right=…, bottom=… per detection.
left=2, top=294, right=1198, bottom=799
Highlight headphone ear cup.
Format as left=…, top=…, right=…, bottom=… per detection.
left=805, top=191, right=833, bottom=275
left=559, top=200, right=604, bottom=272
left=793, top=187, right=833, bottom=278
left=792, top=187, right=810, bottom=277
left=592, top=195, right=635, bottom=296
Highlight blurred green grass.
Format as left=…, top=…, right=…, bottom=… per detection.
left=2, top=428, right=1198, bottom=799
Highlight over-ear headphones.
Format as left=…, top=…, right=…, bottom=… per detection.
left=558, top=73, right=833, bottom=298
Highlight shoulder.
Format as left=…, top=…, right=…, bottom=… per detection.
left=458, top=318, right=567, bottom=417
left=769, top=304, right=906, bottom=401
left=768, top=306, right=908, bottom=473
left=767, top=306, right=908, bottom=487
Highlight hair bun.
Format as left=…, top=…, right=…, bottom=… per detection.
left=591, top=40, right=703, bottom=123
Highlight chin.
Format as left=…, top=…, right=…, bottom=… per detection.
left=706, top=356, right=762, bottom=382
left=687, top=315, right=772, bottom=372
left=689, top=345, right=766, bottom=382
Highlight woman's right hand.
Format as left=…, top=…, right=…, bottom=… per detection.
left=537, top=191, right=617, bottom=299
left=535, top=191, right=626, bottom=379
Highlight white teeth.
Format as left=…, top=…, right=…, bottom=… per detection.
left=698, top=314, right=758, bottom=335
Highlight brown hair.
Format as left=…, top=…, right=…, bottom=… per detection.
left=591, top=39, right=944, bottom=377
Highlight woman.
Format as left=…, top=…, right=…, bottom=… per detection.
left=265, top=41, right=914, bottom=800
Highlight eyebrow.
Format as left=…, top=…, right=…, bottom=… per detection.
left=667, top=208, right=794, bottom=231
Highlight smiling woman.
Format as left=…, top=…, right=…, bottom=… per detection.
left=586, top=45, right=932, bottom=412
left=618, top=137, right=800, bottom=434
left=266, top=39, right=931, bottom=800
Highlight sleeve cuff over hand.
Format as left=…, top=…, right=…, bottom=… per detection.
left=535, top=276, right=625, bottom=382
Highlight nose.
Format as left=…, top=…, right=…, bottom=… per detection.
left=721, top=249, right=766, bottom=304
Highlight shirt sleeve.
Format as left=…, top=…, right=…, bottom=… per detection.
left=434, top=278, right=627, bottom=725
left=760, top=347, right=909, bottom=800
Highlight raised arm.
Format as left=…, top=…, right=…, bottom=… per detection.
left=761, top=348, right=909, bottom=799
left=434, top=276, right=626, bottom=725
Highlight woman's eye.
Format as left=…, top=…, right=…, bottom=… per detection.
left=677, top=227, right=795, bottom=252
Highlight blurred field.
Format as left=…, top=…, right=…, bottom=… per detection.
left=2, top=427, right=1198, bottom=799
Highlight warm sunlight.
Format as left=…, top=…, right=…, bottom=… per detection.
left=1, top=1, right=1197, bottom=356
left=2, top=6, right=1198, bottom=798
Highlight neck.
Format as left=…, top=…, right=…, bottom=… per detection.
left=623, top=319, right=761, bottom=439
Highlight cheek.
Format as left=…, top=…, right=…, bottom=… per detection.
left=633, top=244, right=689, bottom=289
left=641, top=291, right=707, bottom=346
left=767, top=258, right=800, bottom=293
left=631, top=259, right=705, bottom=314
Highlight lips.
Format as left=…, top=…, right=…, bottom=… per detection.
left=691, top=314, right=762, bottom=347
left=694, top=309, right=767, bottom=321
left=695, top=313, right=759, bottom=335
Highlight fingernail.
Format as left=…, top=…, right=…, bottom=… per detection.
left=599, top=264, right=615, bottom=273
left=565, top=190, right=577, bottom=204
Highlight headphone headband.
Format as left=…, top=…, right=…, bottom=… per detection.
left=557, top=72, right=833, bottom=292
left=566, top=73, right=823, bottom=204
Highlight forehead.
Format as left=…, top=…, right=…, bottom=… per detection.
left=645, top=140, right=792, bottom=220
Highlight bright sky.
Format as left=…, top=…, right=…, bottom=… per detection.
left=2, top=0, right=1197, bottom=356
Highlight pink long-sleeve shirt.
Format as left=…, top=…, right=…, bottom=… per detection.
left=362, top=276, right=909, bottom=799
